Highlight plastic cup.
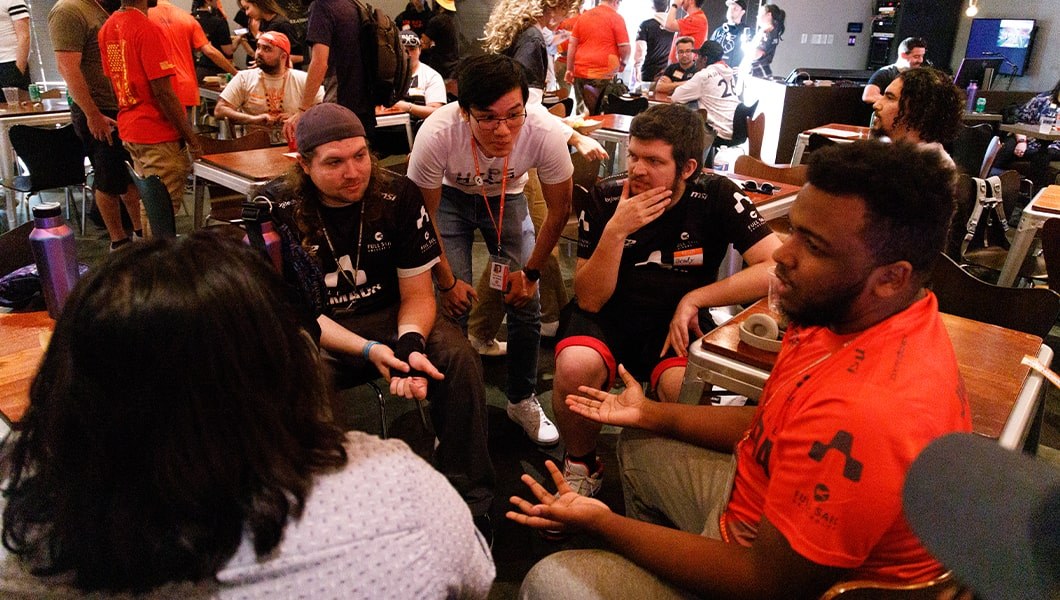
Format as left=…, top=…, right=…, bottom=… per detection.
left=3, top=87, right=18, bottom=106
left=1040, top=115, right=1057, bottom=135
left=767, top=266, right=788, bottom=328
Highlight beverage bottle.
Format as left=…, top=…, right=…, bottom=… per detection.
left=965, top=81, right=978, bottom=113
left=975, top=97, right=986, bottom=113
left=242, top=199, right=282, bottom=272
left=29, top=203, right=79, bottom=318
left=28, top=83, right=41, bottom=103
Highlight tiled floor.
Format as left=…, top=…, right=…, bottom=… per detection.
left=5, top=189, right=1060, bottom=599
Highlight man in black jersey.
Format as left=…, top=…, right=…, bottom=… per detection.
left=550, top=103, right=782, bottom=496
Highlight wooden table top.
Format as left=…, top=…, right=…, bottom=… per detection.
left=0, top=310, right=54, bottom=422
left=803, top=122, right=872, bottom=140
left=586, top=113, right=634, bottom=134
left=198, top=146, right=296, bottom=181
left=699, top=300, right=1044, bottom=440
left=0, top=99, right=70, bottom=117
left=702, top=169, right=801, bottom=206
left=999, top=122, right=1060, bottom=142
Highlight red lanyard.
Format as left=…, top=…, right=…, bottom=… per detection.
left=470, top=135, right=509, bottom=255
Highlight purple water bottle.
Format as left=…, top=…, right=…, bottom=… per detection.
left=965, top=81, right=978, bottom=113
left=29, top=203, right=79, bottom=318
left=242, top=198, right=282, bottom=272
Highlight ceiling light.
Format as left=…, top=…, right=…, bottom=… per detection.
left=965, top=0, right=978, bottom=17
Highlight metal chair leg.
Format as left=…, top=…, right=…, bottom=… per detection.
left=365, top=380, right=387, bottom=439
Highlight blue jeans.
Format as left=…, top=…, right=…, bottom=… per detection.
left=437, top=185, right=540, bottom=402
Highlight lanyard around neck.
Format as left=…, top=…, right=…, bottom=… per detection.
left=469, top=133, right=509, bottom=255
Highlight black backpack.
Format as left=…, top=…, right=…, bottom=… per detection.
left=348, top=0, right=412, bottom=108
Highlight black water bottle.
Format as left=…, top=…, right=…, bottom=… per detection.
left=29, top=203, right=79, bottom=318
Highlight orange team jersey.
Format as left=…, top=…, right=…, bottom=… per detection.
left=667, top=9, right=707, bottom=62
left=570, top=3, right=628, bottom=80
left=98, top=8, right=182, bottom=144
left=721, top=292, right=973, bottom=583
left=148, top=0, right=208, bottom=107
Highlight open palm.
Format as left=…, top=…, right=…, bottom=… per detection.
left=564, top=364, right=648, bottom=428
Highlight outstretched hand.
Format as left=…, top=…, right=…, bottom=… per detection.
left=389, top=351, right=444, bottom=401
left=505, top=460, right=611, bottom=535
left=565, top=364, right=650, bottom=428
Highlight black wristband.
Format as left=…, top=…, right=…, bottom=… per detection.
left=394, top=331, right=426, bottom=363
left=436, top=277, right=458, bottom=292
left=523, top=268, right=541, bottom=282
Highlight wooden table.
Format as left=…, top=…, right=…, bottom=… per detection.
left=0, top=310, right=53, bottom=423
left=705, top=169, right=801, bottom=221
left=1, top=99, right=72, bottom=230
left=790, top=122, right=872, bottom=165
left=375, top=106, right=414, bottom=150
left=1000, top=122, right=1060, bottom=142
left=679, top=300, right=1053, bottom=450
left=585, top=113, right=635, bottom=175
left=191, top=146, right=296, bottom=227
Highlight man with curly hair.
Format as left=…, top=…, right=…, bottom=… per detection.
left=872, top=67, right=963, bottom=160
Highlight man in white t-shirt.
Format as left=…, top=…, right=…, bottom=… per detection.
left=671, top=40, right=739, bottom=141
left=391, top=30, right=446, bottom=121
left=214, top=32, right=322, bottom=142
left=407, top=54, right=573, bottom=447
left=0, top=0, right=30, bottom=89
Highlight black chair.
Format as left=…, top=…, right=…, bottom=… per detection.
left=2, top=124, right=89, bottom=234
left=126, top=162, right=176, bottom=238
left=949, top=123, right=995, bottom=178
left=710, top=100, right=759, bottom=160
left=599, top=93, right=648, bottom=117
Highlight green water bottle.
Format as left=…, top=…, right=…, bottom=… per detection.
left=975, top=97, right=986, bottom=113
left=28, top=83, right=41, bottom=103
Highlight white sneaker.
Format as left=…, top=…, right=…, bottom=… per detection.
left=562, top=456, right=603, bottom=497
left=469, top=335, right=507, bottom=357
left=507, top=395, right=560, bottom=446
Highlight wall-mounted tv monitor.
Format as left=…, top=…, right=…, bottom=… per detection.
left=965, top=18, right=1037, bottom=77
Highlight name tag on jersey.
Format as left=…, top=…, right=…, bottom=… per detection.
left=672, top=70, right=685, bottom=79
left=674, top=248, right=704, bottom=266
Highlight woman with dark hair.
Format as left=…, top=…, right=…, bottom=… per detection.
left=243, top=0, right=304, bottom=67
left=746, top=2, right=784, bottom=78
left=0, top=231, right=494, bottom=598
left=995, top=78, right=1060, bottom=189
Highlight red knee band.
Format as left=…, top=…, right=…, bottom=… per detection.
left=650, top=356, right=687, bottom=391
left=556, top=335, right=618, bottom=390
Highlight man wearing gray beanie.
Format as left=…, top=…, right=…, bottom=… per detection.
left=259, top=102, right=496, bottom=539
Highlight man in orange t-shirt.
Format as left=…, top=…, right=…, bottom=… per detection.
left=509, top=140, right=973, bottom=598
left=99, top=0, right=202, bottom=234
left=663, top=0, right=707, bottom=62
left=149, top=0, right=236, bottom=107
left=565, top=0, right=628, bottom=114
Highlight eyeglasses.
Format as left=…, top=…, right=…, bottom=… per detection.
left=470, top=111, right=527, bottom=131
left=677, top=49, right=697, bottom=54
left=742, top=180, right=777, bottom=195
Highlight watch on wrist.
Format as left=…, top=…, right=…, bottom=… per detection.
left=671, top=3, right=678, bottom=9
left=523, top=268, right=541, bottom=282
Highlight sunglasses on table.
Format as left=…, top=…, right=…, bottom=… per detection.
left=742, top=180, right=777, bottom=195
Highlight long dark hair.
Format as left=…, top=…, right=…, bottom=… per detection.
left=1, top=231, right=347, bottom=593
left=287, top=146, right=394, bottom=254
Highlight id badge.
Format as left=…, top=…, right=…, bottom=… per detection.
left=488, top=255, right=511, bottom=291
